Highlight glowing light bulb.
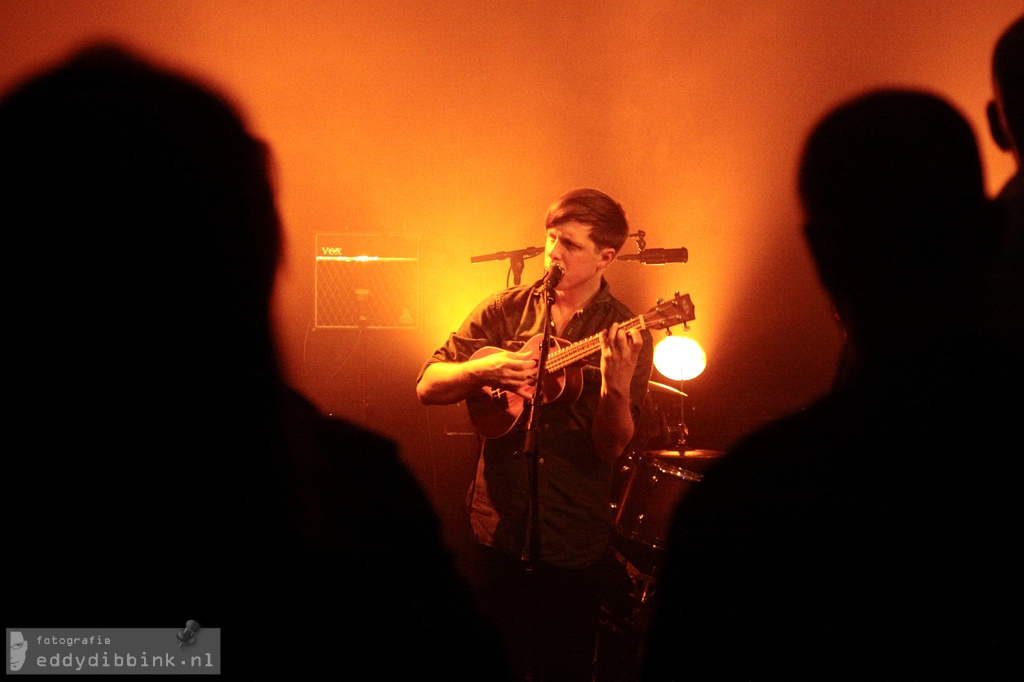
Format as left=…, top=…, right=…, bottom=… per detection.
left=653, top=336, right=707, bottom=381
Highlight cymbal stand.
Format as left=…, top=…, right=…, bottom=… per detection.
left=675, top=378, right=689, bottom=451
left=663, top=327, right=691, bottom=451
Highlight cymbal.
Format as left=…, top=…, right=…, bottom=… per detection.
left=648, top=380, right=687, bottom=397
left=646, top=449, right=725, bottom=459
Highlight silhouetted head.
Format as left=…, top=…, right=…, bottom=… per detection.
left=1, top=43, right=282, bottom=403
left=0, top=43, right=289, bottom=573
left=799, top=90, right=994, bottom=361
left=987, top=14, right=1024, bottom=161
left=544, top=188, right=630, bottom=252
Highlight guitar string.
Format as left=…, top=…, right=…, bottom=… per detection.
left=546, top=317, right=647, bottom=371
left=545, top=299, right=691, bottom=372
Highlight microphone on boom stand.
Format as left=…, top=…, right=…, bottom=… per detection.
left=617, top=247, right=689, bottom=264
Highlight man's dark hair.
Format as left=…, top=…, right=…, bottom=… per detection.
left=544, top=187, right=630, bottom=252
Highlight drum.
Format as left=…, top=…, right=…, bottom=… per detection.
left=613, top=452, right=710, bottom=549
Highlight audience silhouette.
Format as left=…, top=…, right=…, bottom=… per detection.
left=640, top=89, right=1022, bottom=679
left=986, top=13, right=1024, bottom=362
left=1, top=44, right=507, bottom=679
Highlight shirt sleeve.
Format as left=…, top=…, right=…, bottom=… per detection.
left=415, top=293, right=504, bottom=383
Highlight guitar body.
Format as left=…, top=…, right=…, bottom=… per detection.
left=462, top=292, right=695, bottom=439
left=465, top=334, right=584, bottom=439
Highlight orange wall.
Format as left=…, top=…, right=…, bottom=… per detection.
left=2, top=1, right=1019, bottom=456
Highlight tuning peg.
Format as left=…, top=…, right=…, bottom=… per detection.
left=656, top=298, right=664, bottom=305
left=674, top=290, right=680, bottom=297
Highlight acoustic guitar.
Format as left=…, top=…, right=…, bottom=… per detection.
left=465, top=292, right=695, bottom=438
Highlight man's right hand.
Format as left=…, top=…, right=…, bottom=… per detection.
left=466, top=347, right=539, bottom=398
left=416, top=347, right=538, bottom=406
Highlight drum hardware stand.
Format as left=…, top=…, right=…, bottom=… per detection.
left=608, top=546, right=658, bottom=625
left=593, top=544, right=660, bottom=682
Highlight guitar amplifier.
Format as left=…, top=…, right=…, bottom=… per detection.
left=314, top=233, right=419, bottom=329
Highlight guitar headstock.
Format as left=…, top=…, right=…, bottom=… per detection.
left=642, top=292, right=695, bottom=332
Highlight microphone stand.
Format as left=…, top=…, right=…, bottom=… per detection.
left=510, top=253, right=526, bottom=286
left=468, top=246, right=543, bottom=287
left=520, top=278, right=557, bottom=682
left=522, top=282, right=555, bottom=570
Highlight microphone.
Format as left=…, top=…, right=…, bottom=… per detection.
left=470, top=246, right=543, bottom=263
left=617, top=247, right=688, bottom=264
left=544, top=262, right=565, bottom=289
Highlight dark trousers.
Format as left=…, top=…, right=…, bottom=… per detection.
left=469, top=543, right=609, bottom=682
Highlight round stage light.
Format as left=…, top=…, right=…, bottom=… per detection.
left=653, top=335, right=707, bottom=382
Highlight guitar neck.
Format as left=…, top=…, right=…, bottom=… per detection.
left=546, top=316, right=647, bottom=372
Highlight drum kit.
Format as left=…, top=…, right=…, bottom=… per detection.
left=613, top=448, right=722, bottom=550
left=593, top=380, right=724, bottom=681
left=613, top=378, right=722, bottom=551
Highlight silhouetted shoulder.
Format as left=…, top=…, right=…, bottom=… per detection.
left=271, top=389, right=511, bottom=680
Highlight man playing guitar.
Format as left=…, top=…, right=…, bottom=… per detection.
left=416, top=188, right=655, bottom=682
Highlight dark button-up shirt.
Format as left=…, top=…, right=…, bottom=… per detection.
left=419, top=277, right=653, bottom=568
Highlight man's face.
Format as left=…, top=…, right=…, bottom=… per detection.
left=544, top=221, right=614, bottom=293
left=10, top=631, right=27, bottom=672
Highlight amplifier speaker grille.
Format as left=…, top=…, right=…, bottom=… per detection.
left=314, top=234, right=418, bottom=330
